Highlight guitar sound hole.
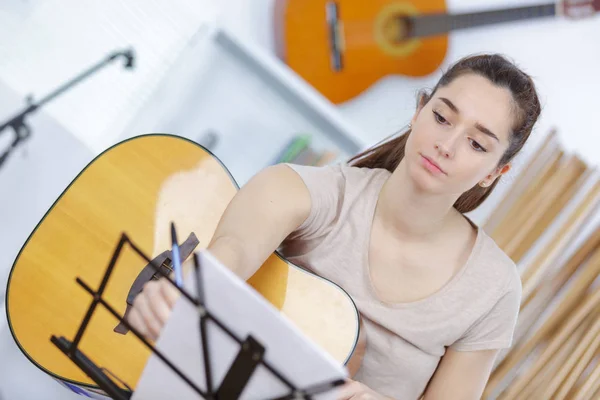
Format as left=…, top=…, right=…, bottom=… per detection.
left=383, top=14, right=413, bottom=43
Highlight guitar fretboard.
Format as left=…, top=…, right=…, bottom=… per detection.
left=406, top=3, right=557, bottom=38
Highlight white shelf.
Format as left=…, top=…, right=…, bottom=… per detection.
left=211, top=26, right=367, bottom=157
left=117, top=22, right=369, bottom=184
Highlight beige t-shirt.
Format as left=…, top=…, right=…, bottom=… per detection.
left=278, top=163, right=522, bottom=400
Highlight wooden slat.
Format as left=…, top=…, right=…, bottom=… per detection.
left=510, top=165, right=591, bottom=262
left=490, top=149, right=564, bottom=248
left=501, top=155, right=588, bottom=261
left=495, top=286, right=600, bottom=399
left=484, top=129, right=559, bottom=233
left=505, top=314, right=593, bottom=400
left=570, top=356, right=600, bottom=400
left=512, top=224, right=600, bottom=349
left=541, top=307, right=600, bottom=399
left=485, top=237, right=600, bottom=397
left=520, top=178, right=600, bottom=301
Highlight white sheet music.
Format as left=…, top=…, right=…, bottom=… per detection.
left=131, top=250, right=348, bottom=400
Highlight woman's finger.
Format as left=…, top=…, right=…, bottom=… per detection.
left=148, top=283, right=175, bottom=326
left=160, top=278, right=181, bottom=308
left=133, top=290, right=163, bottom=340
left=126, top=307, right=148, bottom=338
left=336, top=380, right=361, bottom=400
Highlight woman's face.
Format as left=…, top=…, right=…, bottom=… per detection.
left=404, top=73, right=514, bottom=196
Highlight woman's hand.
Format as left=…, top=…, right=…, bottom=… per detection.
left=126, top=278, right=180, bottom=341
left=337, top=379, right=393, bottom=400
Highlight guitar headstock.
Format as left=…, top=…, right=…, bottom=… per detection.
left=560, top=0, right=600, bottom=19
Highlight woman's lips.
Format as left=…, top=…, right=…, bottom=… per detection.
left=420, top=154, right=446, bottom=175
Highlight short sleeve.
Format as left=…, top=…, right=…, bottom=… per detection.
left=282, top=163, right=345, bottom=242
left=450, top=274, right=522, bottom=352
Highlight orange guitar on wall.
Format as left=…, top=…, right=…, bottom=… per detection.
left=274, top=0, right=600, bottom=104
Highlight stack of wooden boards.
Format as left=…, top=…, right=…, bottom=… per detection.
left=482, top=129, right=600, bottom=399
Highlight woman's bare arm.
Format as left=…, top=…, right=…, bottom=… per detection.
left=422, top=348, right=500, bottom=400
left=207, top=164, right=311, bottom=279
left=127, top=164, right=312, bottom=340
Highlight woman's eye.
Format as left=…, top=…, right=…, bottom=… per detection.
left=433, top=111, right=447, bottom=124
left=470, top=139, right=487, bottom=152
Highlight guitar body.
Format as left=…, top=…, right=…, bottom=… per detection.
left=5, top=134, right=363, bottom=395
left=274, top=0, right=448, bottom=104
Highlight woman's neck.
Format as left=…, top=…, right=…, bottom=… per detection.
left=375, top=161, right=458, bottom=243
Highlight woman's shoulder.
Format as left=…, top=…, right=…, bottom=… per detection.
left=279, top=163, right=390, bottom=247
left=457, top=214, right=521, bottom=296
left=283, top=162, right=391, bottom=188
left=449, top=223, right=523, bottom=352
left=281, top=162, right=390, bottom=228
left=475, top=226, right=522, bottom=297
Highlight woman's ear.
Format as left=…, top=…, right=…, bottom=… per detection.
left=500, top=163, right=511, bottom=176
left=480, top=163, right=511, bottom=187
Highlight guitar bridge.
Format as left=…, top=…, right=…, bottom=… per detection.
left=113, top=232, right=199, bottom=335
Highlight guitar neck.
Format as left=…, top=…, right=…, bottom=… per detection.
left=407, top=3, right=557, bottom=38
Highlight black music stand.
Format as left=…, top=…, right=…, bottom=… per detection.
left=50, top=229, right=347, bottom=400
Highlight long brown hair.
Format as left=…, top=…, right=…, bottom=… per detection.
left=348, top=54, right=542, bottom=213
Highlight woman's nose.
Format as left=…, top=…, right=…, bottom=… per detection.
left=435, top=141, right=452, bottom=158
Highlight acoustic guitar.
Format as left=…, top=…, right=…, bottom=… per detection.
left=5, top=134, right=365, bottom=397
left=274, top=0, right=600, bottom=104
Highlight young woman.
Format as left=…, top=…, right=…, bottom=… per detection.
left=127, top=53, right=542, bottom=400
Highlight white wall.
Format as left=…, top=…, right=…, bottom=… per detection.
left=1, top=0, right=599, bottom=398
left=0, top=82, right=92, bottom=399
left=0, top=0, right=220, bottom=154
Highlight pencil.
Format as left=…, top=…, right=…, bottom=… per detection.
left=170, top=222, right=184, bottom=287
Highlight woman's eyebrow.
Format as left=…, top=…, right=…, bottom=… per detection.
left=438, top=97, right=499, bottom=142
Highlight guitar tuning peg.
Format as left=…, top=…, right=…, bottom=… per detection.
left=561, top=0, right=599, bottom=19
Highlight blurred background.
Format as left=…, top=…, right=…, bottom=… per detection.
left=1, top=0, right=599, bottom=399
